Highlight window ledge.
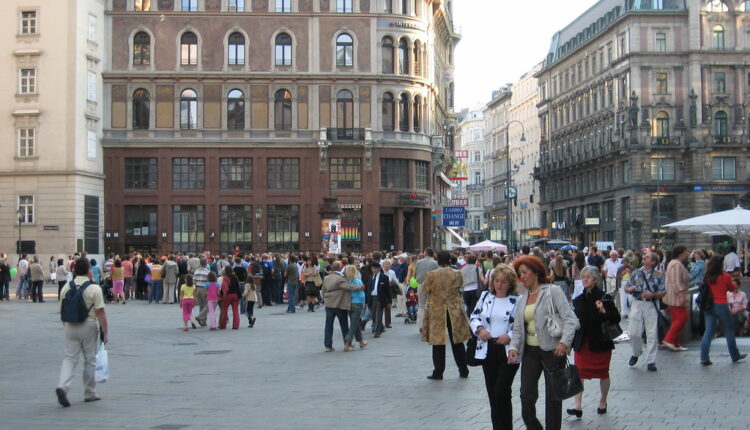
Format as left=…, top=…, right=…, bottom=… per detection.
left=14, top=48, right=42, bottom=56
left=14, top=156, right=38, bottom=161
left=16, top=34, right=40, bottom=40
left=16, top=93, right=39, bottom=99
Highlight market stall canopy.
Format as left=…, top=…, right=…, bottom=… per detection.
left=663, top=206, right=750, bottom=240
left=467, top=240, right=508, bottom=253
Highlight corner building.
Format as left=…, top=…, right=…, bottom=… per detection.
left=103, top=0, right=459, bottom=254
left=536, top=0, right=750, bottom=251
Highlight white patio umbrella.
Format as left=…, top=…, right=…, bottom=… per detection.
left=467, top=240, right=508, bottom=253
left=663, top=206, right=750, bottom=271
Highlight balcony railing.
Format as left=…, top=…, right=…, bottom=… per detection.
left=651, top=136, right=681, bottom=146
left=714, top=135, right=748, bottom=145
left=466, top=183, right=484, bottom=191
left=327, top=128, right=366, bottom=141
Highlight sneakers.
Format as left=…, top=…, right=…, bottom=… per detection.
left=55, top=388, right=70, bottom=407
left=675, top=346, right=688, bottom=351
left=84, top=394, right=102, bottom=402
left=324, top=347, right=335, bottom=352
left=662, top=341, right=678, bottom=351
left=628, top=355, right=638, bottom=366
left=733, top=354, right=747, bottom=363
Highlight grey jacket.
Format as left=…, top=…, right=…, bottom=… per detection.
left=414, top=257, right=438, bottom=284
left=508, top=283, right=579, bottom=356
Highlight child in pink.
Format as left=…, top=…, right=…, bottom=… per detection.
left=206, top=271, right=220, bottom=330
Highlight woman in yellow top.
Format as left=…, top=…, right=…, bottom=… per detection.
left=179, top=274, right=200, bottom=331
left=300, top=257, right=320, bottom=312
left=111, top=259, right=126, bottom=304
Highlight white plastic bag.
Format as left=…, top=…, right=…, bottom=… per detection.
left=95, top=343, right=109, bottom=383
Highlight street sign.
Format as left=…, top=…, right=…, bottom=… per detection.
left=449, top=198, right=468, bottom=207
left=504, top=186, right=517, bottom=199
left=442, top=206, right=466, bottom=227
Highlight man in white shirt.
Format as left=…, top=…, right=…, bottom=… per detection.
left=16, top=254, right=29, bottom=300
left=723, top=246, right=741, bottom=273
left=603, top=251, right=622, bottom=294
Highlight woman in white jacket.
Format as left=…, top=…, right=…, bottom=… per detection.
left=470, top=264, right=521, bottom=430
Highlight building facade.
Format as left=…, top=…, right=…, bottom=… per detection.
left=1, top=0, right=105, bottom=258
left=456, top=108, right=485, bottom=243
left=482, top=87, right=512, bottom=244
left=102, top=0, right=459, bottom=255
left=536, top=0, right=750, bottom=252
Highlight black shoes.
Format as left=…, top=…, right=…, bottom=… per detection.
left=628, top=356, right=638, bottom=366
left=597, top=404, right=607, bottom=415
left=426, top=374, right=443, bottom=380
left=647, top=363, right=657, bottom=372
left=566, top=408, right=583, bottom=418
left=701, top=360, right=713, bottom=366
left=56, top=388, right=70, bottom=407
left=733, top=354, right=747, bottom=362
left=459, top=369, right=469, bottom=378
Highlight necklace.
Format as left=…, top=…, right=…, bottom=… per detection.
left=528, top=288, right=540, bottom=295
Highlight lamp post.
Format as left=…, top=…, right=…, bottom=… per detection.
left=504, top=120, right=526, bottom=252
left=16, top=208, right=24, bottom=255
left=255, top=207, right=263, bottom=252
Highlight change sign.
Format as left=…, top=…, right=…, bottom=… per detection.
left=442, top=206, right=466, bottom=227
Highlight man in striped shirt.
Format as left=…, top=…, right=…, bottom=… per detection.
left=193, top=258, right=210, bottom=327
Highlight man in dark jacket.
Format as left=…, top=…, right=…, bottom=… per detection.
left=367, top=261, right=391, bottom=337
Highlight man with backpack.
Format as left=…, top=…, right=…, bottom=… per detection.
left=56, top=258, right=108, bottom=407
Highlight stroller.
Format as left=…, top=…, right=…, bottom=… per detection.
left=101, top=276, right=114, bottom=303
left=404, top=287, right=418, bottom=324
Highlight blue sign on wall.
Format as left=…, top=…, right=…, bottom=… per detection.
left=442, top=206, right=466, bottom=227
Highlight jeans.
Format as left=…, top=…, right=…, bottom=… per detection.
left=149, top=280, right=163, bottom=303
left=31, top=280, right=44, bottom=302
left=16, top=278, right=27, bottom=299
left=482, top=341, right=520, bottom=430
left=519, top=345, right=565, bottom=430
left=246, top=301, right=255, bottom=322
left=345, top=303, right=364, bottom=344
left=463, top=289, right=480, bottom=317
left=701, top=303, right=741, bottom=362
left=431, top=312, right=468, bottom=377
left=0, top=279, right=9, bottom=299
left=324, top=307, right=349, bottom=349
left=274, top=277, right=284, bottom=303
left=286, top=284, right=297, bottom=312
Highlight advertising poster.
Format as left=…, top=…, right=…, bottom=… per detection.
left=321, top=219, right=342, bottom=254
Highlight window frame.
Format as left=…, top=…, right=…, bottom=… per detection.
left=711, top=156, right=736, bottom=180
left=274, top=89, right=293, bottom=131
left=19, top=69, right=36, bottom=94
left=181, top=0, right=198, bottom=12
left=172, top=157, right=205, bottom=190
left=714, top=110, right=728, bottom=138
left=18, top=195, right=34, bottom=224
left=132, top=88, right=151, bottom=130
left=714, top=71, right=726, bottom=93
left=275, top=0, right=290, bottom=12
left=382, top=92, right=395, bottom=131
left=398, top=93, right=410, bottom=131
left=398, top=37, right=409, bottom=75
left=329, top=157, right=362, bottom=189
left=650, top=158, right=675, bottom=182
left=172, top=204, right=205, bottom=254
left=124, top=157, right=158, bottom=189
left=336, top=89, right=354, bottom=129
left=20, top=11, right=37, bottom=35
left=274, top=33, right=292, bottom=66
left=380, top=158, right=409, bottom=189
left=712, top=24, right=725, bottom=50
left=381, top=37, right=394, bottom=74
left=180, top=32, right=198, bottom=65
left=133, top=31, right=151, bottom=65
left=134, top=0, right=152, bottom=11
left=228, top=0, right=245, bottom=12
left=17, top=128, right=35, bottom=158
left=227, top=32, right=246, bottom=65
left=415, top=160, right=429, bottom=190
left=179, top=88, right=198, bottom=130
left=655, top=32, right=666, bottom=52
left=227, top=89, right=245, bottom=130
left=655, top=72, right=668, bottom=94
left=336, top=33, right=354, bottom=67
left=220, top=157, right=252, bottom=189
left=220, top=205, right=253, bottom=252
left=337, top=0, right=352, bottom=13
left=267, top=158, right=300, bottom=190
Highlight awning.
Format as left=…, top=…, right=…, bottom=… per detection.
left=446, top=227, right=469, bottom=247
left=438, top=172, right=457, bottom=187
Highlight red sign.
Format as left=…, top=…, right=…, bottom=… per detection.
left=449, top=198, right=468, bottom=207
left=455, top=150, right=469, bottom=158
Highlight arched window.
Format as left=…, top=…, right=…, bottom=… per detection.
left=382, top=92, right=395, bottom=131
left=133, top=89, right=150, bottom=130
left=336, top=33, right=354, bottom=67
left=714, top=110, right=728, bottom=138
left=133, top=31, right=151, bottom=65
left=382, top=37, right=394, bottom=73
left=336, top=90, right=354, bottom=129
left=413, top=95, right=422, bottom=132
left=398, top=37, right=409, bottom=75
left=413, top=40, right=421, bottom=76
left=274, top=89, right=292, bottom=130
left=706, top=0, right=728, bottom=12
left=399, top=93, right=410, bottom=131
left=712, top=25, right=725, bottom=50
left=227, top=89, right=245, bottom=130
left=653, top=111, right=669, bottom=138
left=275, top=33, right=292, bottom=66
left=180, top=32, right=198, bottom=65
left=180, top=89, right=198, bottom=129
left=228, top=32, right=245, bottom=65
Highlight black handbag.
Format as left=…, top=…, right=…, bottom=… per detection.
left=466, top=336, right=483, bottom=367
left=543, top=358, right=584, bottom=401
left=600, top=321, right=623, bottom=341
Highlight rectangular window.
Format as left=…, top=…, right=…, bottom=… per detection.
left=220, top=158, right=252, bottom=189
left=20, top=11, right=36, bottom=35
left=172, top=157, right=205, bottom=189
left=125, top=158, right=158, bottom=189
left=655, top=32, right=666, bottom=52
left=229, top=0, right=245, bottom=12
left=173, top=205, right=205, bottom=254
left=714, top=72, right=726, bottom=93
left=655, top=72, right=668, bottom=94
left=416, top=161, right=429, bottom=190
left=17, top=128, right=35, bottom=157
left=268, top=205, right=300, bottom=246
left=711, top=157, right=736, bottom=180
left=473, top=151, right=481, bottom=162
left=134, top=0, right=152, bottom=11
left=125, top=205, right=157, bottom=237
left=380, top=158, right=409, bottom=189
left=18, top=196, right=33, bottom=224
left=182, top=0, right=198, bottom=11
left=473, top=195, right=481, bottom=207
left=220, top=205, right=252, bottom=252
left=84, top=195, right=100, bottom=254
left=330, top=158, right=362, bottom=189
left=603, top=200, right=615, bottom=223
left=275, top=0, right=289, bottom=12
left=87, top=71, right=96, bottom=101
left=87, top=130, right=96, bottom=159
left=87, top=14, right=97, bottom=42
left=19, top=69, right=36, bottom=94
left=337, top=0, right=353, bottom=13
left=650, top=158, right=675, bottom=181
left=267, top=158, right=299, bottom=189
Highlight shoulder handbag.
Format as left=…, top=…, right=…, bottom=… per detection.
left=643, top=274, right=670, bottom=341
left=313, top=272, right=323, bottom=287
left=545, top=286, right=563, bottom=338
left=466, top=292, right=489, bottom=367
left=600, top=298, right=623, bottom=341
left=543, top=358, right=584, bottom=401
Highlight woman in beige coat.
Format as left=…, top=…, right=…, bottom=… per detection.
left=421, top=251, right=472, bottom=380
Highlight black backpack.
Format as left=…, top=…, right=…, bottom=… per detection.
left=262, top=263, right=273, bottom=281
left=228, top=276, right=242, bottom=296
left=61, top=280, right=95, bottom=323
left=697, top=281, right=713, bottom=311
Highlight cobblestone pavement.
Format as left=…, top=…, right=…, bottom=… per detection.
left=1, top=285, right=749, bottom=429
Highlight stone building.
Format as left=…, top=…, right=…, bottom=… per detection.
left=455, top=107, right=485, bottom=244
left=102, top=0, right=459, bottom=254
left=536, top=0, right=750, bottom=251
left=0, top=0, right=105, bottom=258
left=482, top=87, right=512, bottom=243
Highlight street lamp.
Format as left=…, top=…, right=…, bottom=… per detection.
left=255, top=207, right=263, bottom=250
left=16, top=208, right=23, bottom=255
left=505, top=120, right=526, bottom=252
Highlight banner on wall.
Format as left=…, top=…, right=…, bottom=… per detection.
left=321, top=219, right=342, bottom=254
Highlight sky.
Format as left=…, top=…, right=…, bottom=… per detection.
left=453, top=0, right=597, bottom=110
